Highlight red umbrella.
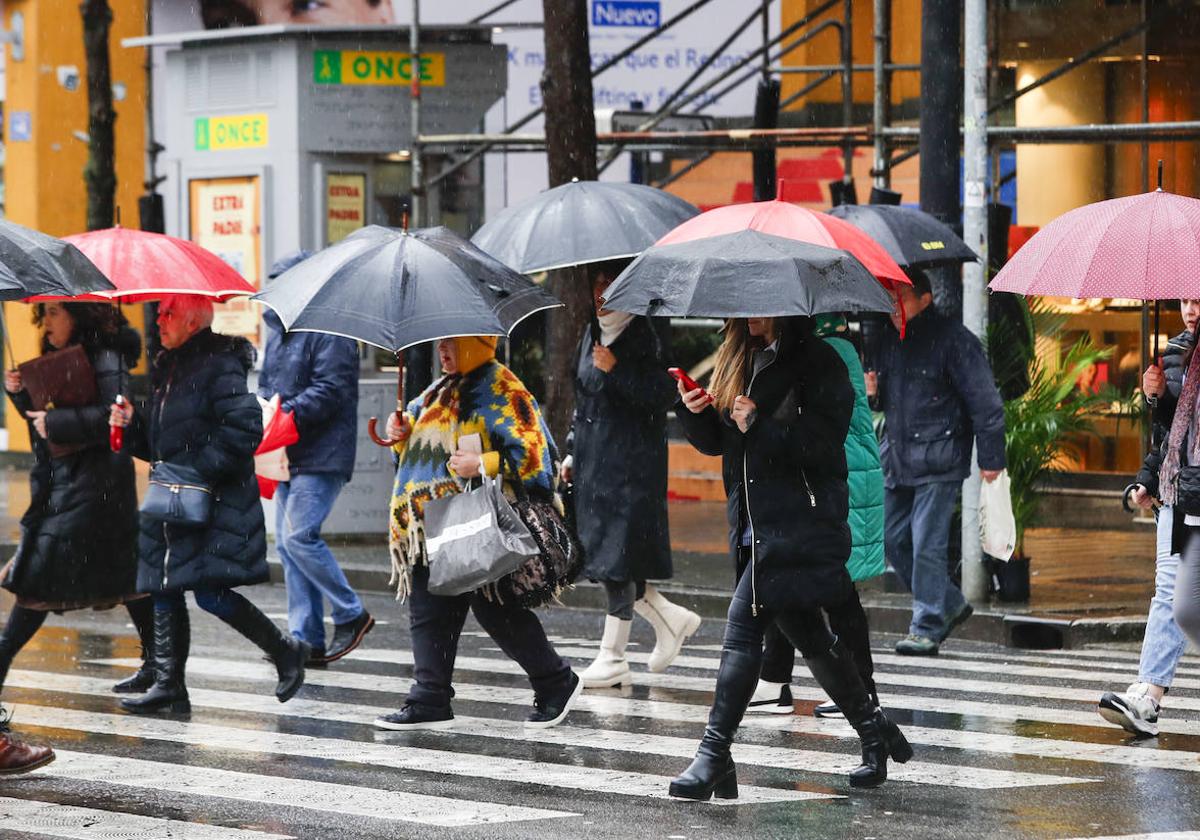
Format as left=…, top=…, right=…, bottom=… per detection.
left=27, top=227, right=256, bottom=302
left=656, top=192, right=910, bottom=290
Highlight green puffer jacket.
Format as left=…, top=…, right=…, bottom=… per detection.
left=815, top=316, right=885, bottom=582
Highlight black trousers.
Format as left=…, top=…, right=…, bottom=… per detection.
left=761, top=583, right=876, bottom=694
left=406, top=564, right=573, bottom=711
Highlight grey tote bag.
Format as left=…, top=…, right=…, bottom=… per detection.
left=424, top=474, right=540, bottom=596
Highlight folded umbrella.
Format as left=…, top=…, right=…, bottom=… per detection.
left=826, top=204, right=978, bottom=269
left=602, top=229, right=894, bottom=319
left=471, top=180, right=700, bottom=274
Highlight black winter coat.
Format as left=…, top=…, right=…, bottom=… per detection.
left=2, top=332, right=140, bottom=606
left=571, top=317, right=677, bottom=582
left=675, top=323, right=854, bottom=613
left=873, top=307, right=1007, bottom=487
left=124, top=329, right=267, bottom=593
left=1148, top=329, right=1193, bottom=449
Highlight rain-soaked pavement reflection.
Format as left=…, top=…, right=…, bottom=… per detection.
left=2, top=584, right=1200, bottom=840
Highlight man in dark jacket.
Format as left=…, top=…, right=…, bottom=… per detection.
left=866, top=270, right=1006, bottom=655
left=259, top=252, right=373, bottom=665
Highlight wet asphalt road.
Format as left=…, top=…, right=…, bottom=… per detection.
left=2, top=583, right=1199, bottom=840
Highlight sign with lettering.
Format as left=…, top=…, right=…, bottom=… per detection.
left=194, top=114, right=269, bottom=151
left=326, top=173, right=367, bottom=244
left=313, top=50, right=446, bottom=87
left=189, top=177, right=262, bottom=341
left=592, top=0, right=661, bottom=27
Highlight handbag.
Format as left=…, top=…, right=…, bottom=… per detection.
left=140, top=462, right=213, bottom=527
left=1176, top=465, right=1200, bottom=517
left=18, top=344, right=100, bottom=459
left=490, top=454, right=586, bottom=609
left=424, top=474, right=540, bottom=597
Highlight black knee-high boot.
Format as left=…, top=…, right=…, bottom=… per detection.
left=668, top=644, right=759, bottom=801
left=805, top=638, right=912, bottom=787
left=219, top=591, right=310, bottom=703
left=112, top=598, right=156, bottom=694
left=0, top=606, right=48, bottom=693
left=121, top=607, right=191, bottom=715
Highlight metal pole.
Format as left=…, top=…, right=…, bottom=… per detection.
left=872, top=0, right=891, bottom=189
left=961, top=0, right=989, bottom=604
left=841, top=0, right=854, bottom=182
left=410, top=0, right=423, bottom=226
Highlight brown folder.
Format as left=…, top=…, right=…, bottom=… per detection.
left=18, top=344, right=99, bottom=458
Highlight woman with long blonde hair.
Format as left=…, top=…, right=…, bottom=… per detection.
left=669, top=315, right=911, bottom=799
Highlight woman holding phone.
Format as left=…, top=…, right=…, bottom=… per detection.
left=669, top=315, right=910, bottom=799
left=565, top=261, right=700, bottom=689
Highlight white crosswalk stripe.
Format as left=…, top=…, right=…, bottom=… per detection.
left=0, top=796, right=296, bottom=840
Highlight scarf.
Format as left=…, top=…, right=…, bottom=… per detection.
left=1159, top=345, right=1200, bottom=506
left=598, top=310, right=635, bottom=347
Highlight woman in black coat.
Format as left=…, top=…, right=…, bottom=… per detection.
left=668, top=316, right=911, bottom=800
left=111, top=295, right=307, bottom=715
left=0, top=302, right=149, bottom=696
left=567, top=262, right=700, bottom=688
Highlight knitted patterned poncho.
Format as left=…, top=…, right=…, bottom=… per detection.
left=388, top=360, right=556, bottom=599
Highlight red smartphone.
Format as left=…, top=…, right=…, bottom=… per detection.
left=668, top=367, right=711, bottom=400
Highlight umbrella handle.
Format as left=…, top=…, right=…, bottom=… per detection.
left=367, top=413, right=401, bottom=448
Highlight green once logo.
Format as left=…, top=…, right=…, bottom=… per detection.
left=194, top=117, right=211, bottom=151
left=314, top=50, right=342, bottom=85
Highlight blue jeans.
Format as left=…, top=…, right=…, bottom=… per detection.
left=1139, top=505, right=1188, bottom=687
left=885, top=481, right=965, bottom=639
left=275, top=473, right=363, bottom=651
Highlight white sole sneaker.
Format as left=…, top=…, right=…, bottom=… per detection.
left=1098, top=692, right=1159, bottom=737
left=526, top=675, right=584, bottom=729
left=746, top=700, right=794, bottom=715
left=373, top=716, right=455, bottom=732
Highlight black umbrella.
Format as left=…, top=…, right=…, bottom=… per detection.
left=0, top=219, right=115, bottom=366
left=601, top=229, right=895, bottom=319
left=470, top=180, right=700, bottom=274
left=253, top=225, right=562, bottom=446
left=826, top=205, right=977, bottom=269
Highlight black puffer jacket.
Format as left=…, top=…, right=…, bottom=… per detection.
left=2, top=330, right=141, bottom=605
left=674, top=320, right=854, bottom=613
left=123, top=329, right=267, bottom=593
left=1147, top=329, right=1194, bottom=449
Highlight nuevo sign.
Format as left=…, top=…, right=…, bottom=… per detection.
left=313, top=50, right=446, bottom=87
left=592, top=0, right=661, bottom=27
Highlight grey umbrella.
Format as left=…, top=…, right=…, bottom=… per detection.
left=826, top=205, right=977, bottom=269
left=601, top=229, right=895, bottom=318
left=470, top=180, right=700, bottom=274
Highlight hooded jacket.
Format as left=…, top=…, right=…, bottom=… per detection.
left=123, top=328, right=267, bottom=593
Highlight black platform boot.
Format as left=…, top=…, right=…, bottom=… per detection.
left=121, top=608, right=191, bottom=715
left=668, top=644, right=759, bottom=801
left=804, top=638, right=912, bottom=788
left=112, top=598, right=156, bottom=694
left=221, top=593, right=310, bottom=703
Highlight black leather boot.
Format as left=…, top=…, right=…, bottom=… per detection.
left=112, top=598, right=156, bottom=694
left=121, top=608, right=191, bottom=715
left=221, top=592, right=310, bottom=703
left=804, top=638, right=912, bottom=788
left=668, top=644, right=759, bottom=801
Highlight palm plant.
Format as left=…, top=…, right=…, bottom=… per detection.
left=993, top=301, right=1113, bottom=558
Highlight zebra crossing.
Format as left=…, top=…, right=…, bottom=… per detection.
left=2, top=607, right=1200, bottom=840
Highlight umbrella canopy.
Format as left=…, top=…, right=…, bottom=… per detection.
left=0, top=219, right=114, bottom=300
left=989, top=189, right=1200, bottom=299
left=29, top=227, right=257, bottom=302
left=601, top=229, right=895, bottom=319
left=253, top=225, right=563, bottom=353
left=827, top=204, right=978, bottom=269
left=655, top=196, right=910, bottom=289
left=470, top=180, right=700, bottom=274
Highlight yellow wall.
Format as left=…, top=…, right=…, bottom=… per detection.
left=3, top=0, right=147, bottom=451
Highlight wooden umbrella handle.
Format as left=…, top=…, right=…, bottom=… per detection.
left=368, top=352, right=406, bottom=447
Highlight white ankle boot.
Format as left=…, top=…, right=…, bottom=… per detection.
left=580, top=615, right=632, bottom=688
left=634, top=585, right=702, bottom=672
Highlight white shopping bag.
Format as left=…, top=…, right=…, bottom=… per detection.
left=979, top=469, right=1016, bottom=562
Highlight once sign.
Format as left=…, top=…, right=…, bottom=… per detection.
left=313, top=50, right=447, bottom=87
left=194, top=114, right=269, bottom=151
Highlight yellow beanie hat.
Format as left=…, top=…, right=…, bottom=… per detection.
left=454, top=335, right=499, bottom=374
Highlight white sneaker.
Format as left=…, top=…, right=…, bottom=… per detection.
left=634, top=585, right=702, bottom=672
left=1098, top=682, right=1161, bottom=736
left=746, top=679, right=794, bottom=714
left=579, top=615, right=632, bottom=688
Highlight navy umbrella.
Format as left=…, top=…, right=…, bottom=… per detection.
left=471, top=180, right=700, bottom=274
left=826, top=204, right=977, bottom=269
left=601, top=229, right=895, bottom=319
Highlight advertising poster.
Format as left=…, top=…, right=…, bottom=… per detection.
left=327, top=173, right=368, bottom=244
left=188, top=176, right=261, bottom=340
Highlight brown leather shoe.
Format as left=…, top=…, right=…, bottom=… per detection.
left=0, top=723, right=55, bottom=775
